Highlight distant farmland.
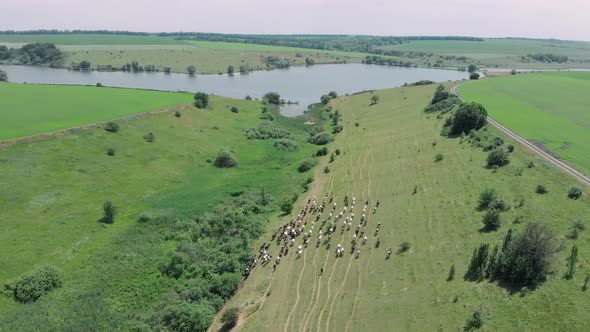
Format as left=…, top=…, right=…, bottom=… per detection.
left=459, top=71, right=590, bottom=175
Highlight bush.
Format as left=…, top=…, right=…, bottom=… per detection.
left=230, top=106, right=239, bottom=113
left=447, top=264, right=456, bottom=281
left=194, top=92, right=209, bottom=109
left=259, top=112, right=274, bottom=121
left=246, top=121, right=291, bottom=140
left=161, top=301, right=214, bottom=332
left=434, top=153, right=444, bottom=162
left=447, top=102, right=487, bottom=136
left=174, top=111, right=181, bottom=118
left=482, top=209, right=501, bottom=231
left=309, top=132, right=334, bottom=145
left=314, top=147, right=327, bottom=156
left=96, top=82, right=103, bottom=87
left=478, top=188, right=497, bottom=209
left=280, top=200, right=294, bottom=215
left=324, top=166, right=331, bottom=173
left=104, top=121, right=120, bottom=133
left=335, top=149, right=341, bottom=156
left=332, top=124, right=344, bottom=134
left=273, top=139, right=299, bottom=151
left=100, top=200, right=116, bottom=224
left=4, top=265, right=64, bottom=303
left=423, top=96, right=461, bottom=114
left=568, top=186, right=582, bottom=199
left=106, top=148, right=116, bottom=156
left=507, top=144, right=514, bottom=152
left=370, top=95, right=380, bottom=105
left=137, top=212, right=152, bottom=223
left=497, top=222, right=559, bottom=286
left=214, top=148, right=238, bottom=168
left=490, top=199, right=509, bottom=211
left=263, top=92, right=281, bottom=105
left=398, top=242, right=412, bottom=254
left=486, top=149, right=509, bottom=167
left=464, top=310, right=484, bottom=331
left=535, top=185, right=547, bottom=194
left=143, top=132, right=155, bottom=143
left=469, top=73, right=480, bottom=80
left=298, top=158, right=319, bottom=173
left=221, top=307, right=240, bottom=329
left=320, top=95, right=331, bottom=105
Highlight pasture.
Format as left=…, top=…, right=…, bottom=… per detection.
left=458, top=72, right=590, bottom=176
left=0, top=83, right=191, bottom=141
left=211, top=84, right=590, bottom=331
left=0, top=85, right=320, bottom=330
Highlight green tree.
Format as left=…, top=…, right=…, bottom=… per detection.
left=221, top=307, right=240, bottom=329
left=263, top=92, right=281, bottom=105
left=194, top=92, right=209, bottom=109
left=163, top=66, right=172, bottom=74
left=320, top=94, right=331, bottom=105
left=101, top=200, right=116, bottom=224
left=431, top=84, right=449, bottom=104
left=486, top=148, right=510, bottom=167
left=469, top=73, right=480, bottom=80
left=187, top=65, right=197, bottom=75
left=468, top=64, right=478, bottom=73
left=161, top=301, right=214, bottom=332
left=370, top=95, right=380, bottom=105
left=79, top=60, right=91, bottom=70
left=465, top=243, right=489, bottom=281
left=214, top=148, right=238, bottom=168
left=0, top=69, right=7, bottom=82
left=447, top=264, right=456, bottom=281
left=448, top=102, right=487, bottom=135
left=478, top=188, right=497, bottom=209
left=227, top=65, right=235, bottom=75
left=482, top=209, right=501, bottom=231
left=305, top=57, right=315, bottom=66
left=328, top=91, right=338, bottom=99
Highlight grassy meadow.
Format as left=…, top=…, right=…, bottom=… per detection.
left=0, top=84, right=324, bottom=330
left=211, top=84, right=590, bottom=331
left=0, top=83, right=192, bottom=141
left=459, top=72, right=590, bottom=176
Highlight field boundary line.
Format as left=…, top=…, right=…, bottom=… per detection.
left=451, top=82, right=590, bottom=187
left=0, top=103, right=192, bottom=148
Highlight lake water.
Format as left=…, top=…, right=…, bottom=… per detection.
left=0, top=64, right=469, bottom=116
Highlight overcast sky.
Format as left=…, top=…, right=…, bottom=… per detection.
left=1, top=0, right=589, bottom=41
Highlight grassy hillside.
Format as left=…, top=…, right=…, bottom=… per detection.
left=212, top=84, right=590, bottom=331
left=458, top=72, right=590, bottom=176
left=0, top=83, right=191, bottom=141
left=0, top=86, right=326, bottom=330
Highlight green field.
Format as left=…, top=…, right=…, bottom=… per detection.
left=210, top=84, right=590, bottom=331
left=458, top=72, right=590, bottom=176
left=0, top=34, right=186, bottom=45
left=379, top=38, right=590, bottom=69
left=0, top=83, right=191, bottom=141
left=0, top=84, right=323, bottom=330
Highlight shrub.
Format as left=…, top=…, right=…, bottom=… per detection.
left=370, top=95, right=380, bottom=105
left=298, top=158, right=319, bottom=173
left=230, top=106, right=239, bottom=113
left=447, top=264, right=456, bottom=281
left=96, top=82, right=103, bottom=87
left=567, top=186, right=582, bottom=199
left=535, top=185, right=547, bottom=194
left=309, top=132, right=334, bottom=145
left=332, top=124, right=344, bottom=134
left=186, top=65, right=197, bottom=75
left=104, top=121, right=120, bottom=133
left=106, top=148, right=116, bottom=156
left=246, top=121, right=291, bottom=140
left=280, top=200, right=294, bottom=215
left=482, top=209, right=501, bottom=231
left=447, top=102, right=487, bottom=136
left=320, top=95, right=331, bottom=105
left=398, top=242, right=412, bottom=254
left=324, top=166, right=331, bottom=173
left=423, top=96, right=461, bottom=114
left=507, top=144, right=514, bottom=152
left=583, top=274, right=590, bottom=291
left=263, top=92, right=281, bottom=105
left=137, top=212, right=152, bottom=223
left=194, top=92, right=209, bottom=109
left=464, top=310, right=484, bottom=331
left=434, top=153, right=444, bottom=162
left=4, top=265, right=64, bottom=303
left=335, top=149, right=341, bottom=156
left=143, top=132, right=155, bottom=143
left=316, top=147, right=328, bottom=156
left=214, top=148, right=238, bottom=168
left=469, top=73, right=480, bottom=80
left=490, top=199, right=509, bottom=211
left=174, top=111, right=181, bottom=117
left=329, top=153, right=335, bottom=163
left=100, top=200, right=116, bottom=224
left=221, top=307, right=240, bottom=329
left=273, top=139, right=299, bottom=151
left=496, top=222, right=559, bottom=286
left=431, top=84, right=450, bottom=104
left=161, top=301, right=214, bottom=332
left=259, top=112, right=274, bottom=121
left=478, top=188, right=497, bottom=209
left=486, top=149, right=509, bottom=167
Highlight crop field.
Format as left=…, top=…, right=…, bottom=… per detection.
left=0, top=85, right=320, bottom=330
left=0, top=83, right=191, bottom=141
left=458, top=72, right=590, bottom=176
left=210, top=84, right=590, bottom=331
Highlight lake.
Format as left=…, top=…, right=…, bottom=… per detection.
left=0, top=64, right=469, bottom=116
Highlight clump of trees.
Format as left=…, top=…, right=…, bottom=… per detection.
left=104, top=121, right=120, bottom=133
left=263, top=92, right=282, bottom=105
left=486, top=148, right=510, bottom=167
left=567, top=186, right=582, bottom=199
left=227, top=65, right=235, bottom=75
left=263, top=56, right=290, bottom=69
left=465, top=223, right=560, bottom=286
left=246, top=121, right=291, bottom=140
left=187, top=65, right=197, bottom=75
left=305, top=57, right=315, bottom=66
left=424, top=85, right=460, bottom=114
left=308, top=132, right=334, bottom=145
left=0, top=43, right=63, bottom=67
left=528, top=53, right=568, bottom=63
left=273, top=139, right=299, bottom=151
left=214, top=148, right=238, bottom=168
left=0, top=69, right=7, bottom=82
left=4, top=265, right=64, bottom=303
left=194, top=92, right=209, bottom=109
left=298, top=158, right=319, bottom=172
left=444, top=102, right=487, bottom=136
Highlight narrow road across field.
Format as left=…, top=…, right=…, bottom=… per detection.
left=450, top=82, right=590, bottom=187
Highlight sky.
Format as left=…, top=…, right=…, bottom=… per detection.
left=1, top=0, right=589, bottom=41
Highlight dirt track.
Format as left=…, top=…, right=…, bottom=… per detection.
left=450, top=82, right=590, bottom=187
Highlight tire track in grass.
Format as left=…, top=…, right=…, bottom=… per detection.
left=283, top=248, right=308, bottom=332
left=325, top=137, right=371, bottom=332
left=232, top=278, right=274, bottom=332
left=299, top=241, right=320, bottom=331
left=301, top=249, right=331, bottom=332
